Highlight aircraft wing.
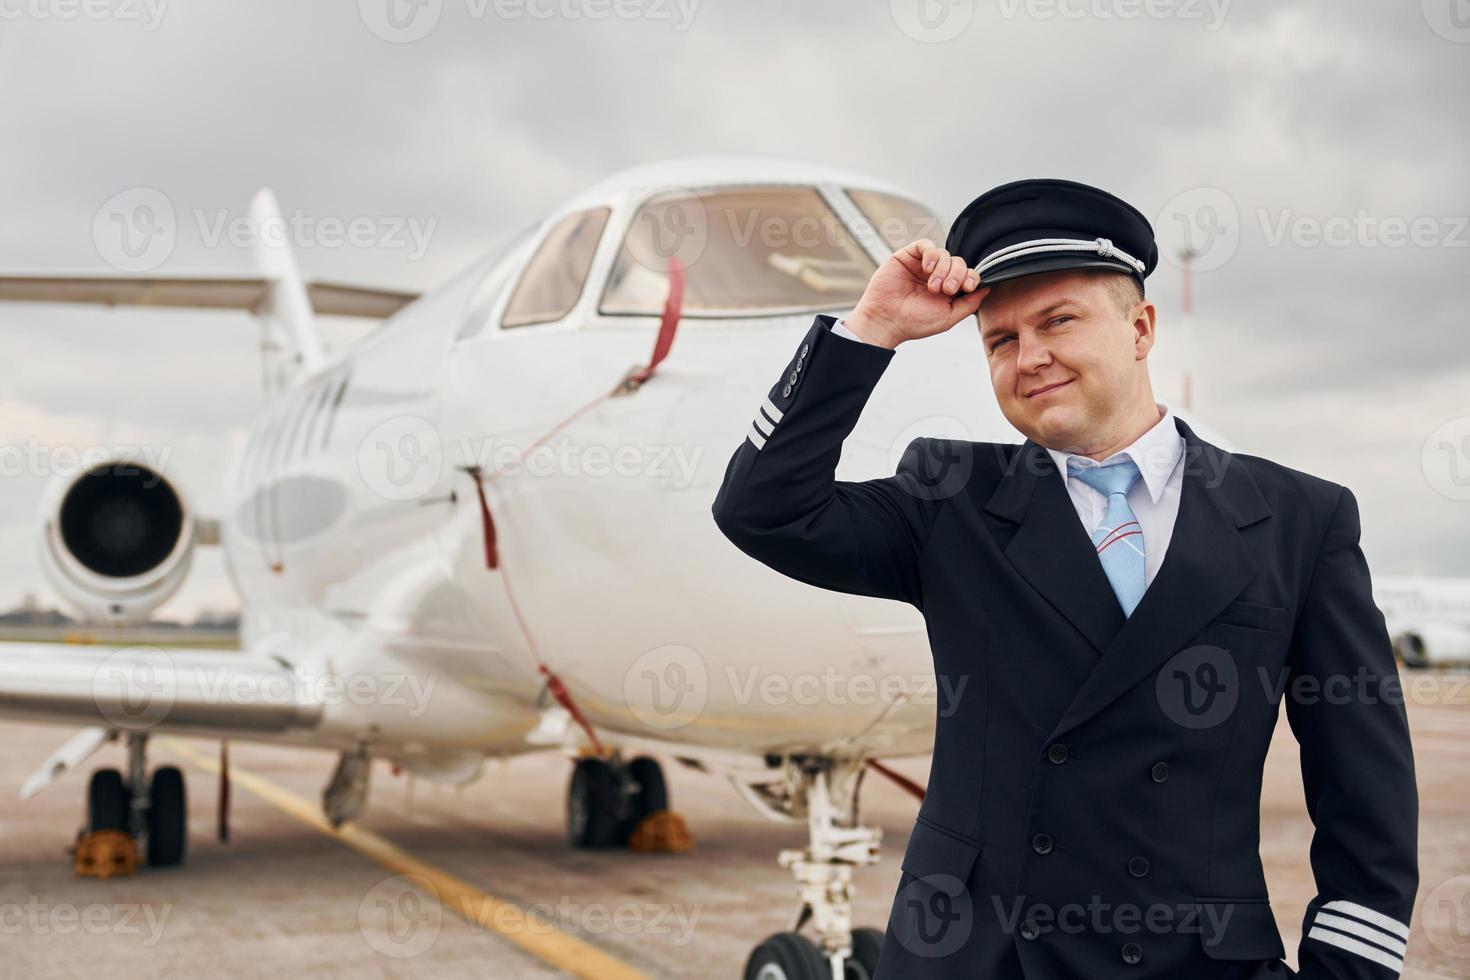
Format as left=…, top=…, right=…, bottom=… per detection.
left=0, top=642, right=322, bottom=734
left=0, top=274, right=418, bottom=319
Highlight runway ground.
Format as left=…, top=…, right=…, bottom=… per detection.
left=1, top=669, right=1466, bottom=979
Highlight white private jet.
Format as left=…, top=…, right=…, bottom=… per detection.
left=1374, top=576, right=1470, bottom=667
left=0, top=156, right=1237, bottom=978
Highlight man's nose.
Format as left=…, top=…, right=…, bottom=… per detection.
left=1016, top=334, right=1052, bottom=373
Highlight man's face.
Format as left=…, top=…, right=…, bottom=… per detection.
left=977, top=269, right=1154, bottom=452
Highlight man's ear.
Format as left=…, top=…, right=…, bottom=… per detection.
left=1132, top=300, right=1158, bottom=358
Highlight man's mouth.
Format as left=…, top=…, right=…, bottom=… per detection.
left=1026, top=380, right=1073, bottom=398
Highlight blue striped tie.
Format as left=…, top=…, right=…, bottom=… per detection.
left=1066, top=456, right=1147, bottom=617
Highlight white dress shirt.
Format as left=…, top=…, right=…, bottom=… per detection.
left=829, top=317, right=1186, bottom=588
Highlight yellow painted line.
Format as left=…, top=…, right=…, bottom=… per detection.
left=160, top=739, right=651, bottom=980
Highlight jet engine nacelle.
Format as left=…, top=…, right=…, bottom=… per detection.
left=1393, top=623, right=1470, bottom=669
left=36, top=456, right=200, bottom=625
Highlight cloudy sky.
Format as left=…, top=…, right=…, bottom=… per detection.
left=0, top=0, right=1466, bottom=618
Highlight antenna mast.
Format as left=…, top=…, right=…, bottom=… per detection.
left=1178, top=246, right=1200, bottom=411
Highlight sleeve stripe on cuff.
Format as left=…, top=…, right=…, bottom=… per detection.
left=1307, top=926, right=1405, bottom=974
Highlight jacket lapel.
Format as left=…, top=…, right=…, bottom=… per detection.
left=983, top=438, right=1126, bottom=657
left=983, top=416, right=1274, bottom=738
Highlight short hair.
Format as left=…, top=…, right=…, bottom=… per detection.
left=974, top=268, right=1145, bottom=328
left=1089, top=269, right=1143, bottom=317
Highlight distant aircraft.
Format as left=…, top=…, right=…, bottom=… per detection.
left=1374, top=576, right=1470, bottom=668
left=0, top=156, right=1243, bottom=977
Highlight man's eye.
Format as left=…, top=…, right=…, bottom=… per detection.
left=992, top=336, right=1013, bottom=351
left=1048, top=315, right=1073, bottom=326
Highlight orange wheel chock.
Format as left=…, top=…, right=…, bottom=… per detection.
left=73, top=830, right=139, bottom=879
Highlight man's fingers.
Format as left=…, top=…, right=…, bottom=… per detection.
left=904, top=238, right=936, bottom=276
left=940, top=255, right=968, bottom=294
left=895, top=239, right=978, bottom=298
left=910, top=238, right=935, bottom=270
left=951, top=284, right=990, bottom=321
left=922, top=245, right=950, bottom=288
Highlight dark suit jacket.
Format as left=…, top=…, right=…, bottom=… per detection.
left=712, top=314, right=1418, bottom=980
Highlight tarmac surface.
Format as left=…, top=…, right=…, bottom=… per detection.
left=1, top=668, right=1466, bottom=979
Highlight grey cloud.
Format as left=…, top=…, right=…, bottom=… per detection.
left=0, top=0, right=1465, bottom=615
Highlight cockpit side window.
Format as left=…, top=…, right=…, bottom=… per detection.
left=501, top=207, right=611, bottom=329
left=454, top=223, right=537, bottom=342
left=845, top=189, right=945, bottom=252
left=599, top=186, right=877, bottom=318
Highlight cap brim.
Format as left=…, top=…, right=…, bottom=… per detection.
left=975, top=254, right=1141, bottom=288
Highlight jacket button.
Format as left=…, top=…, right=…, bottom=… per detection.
left=1128, top=856, right=1150, bottom=877
left=1031, top=833, right=1053, bottom=854
left=800, top=343, right=809, bottom=357
left=1121, top=942, right=1143, bottom=964
left=1020, top=919, right=1041, bottom=941
left=1047, top=743, right=1068, bottom=764
left=788, top=371, right=799, bottom=385
left=782, top=384, right=792, bottom=397
left=1151, top=762, right=1169, bottom=782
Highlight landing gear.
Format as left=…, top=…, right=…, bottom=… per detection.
left=568, top=756, right=624, bottom=848
left=744, top=931, right=827, bottom=979
left=736, top=758, right=886, bottom=980
left=622, top=754, right=668, bottom=836
left=78, top=733, right=190, bottom=875
left=743, top=928, right=883, bottom=980
left=847, top=927, right=884, bottom=978
left=146, top=766, right=187, bottom=866
left=566, top=754, right=687, bottom=851
left=86, top=768, right=130, bottom=832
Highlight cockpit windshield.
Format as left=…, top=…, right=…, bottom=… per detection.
left=846, top=189, right=946, bottom=251
left=600, top=186, right=883, bottom=318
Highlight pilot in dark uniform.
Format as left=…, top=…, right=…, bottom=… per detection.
left=712, top=179, right=1419, bottom=979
